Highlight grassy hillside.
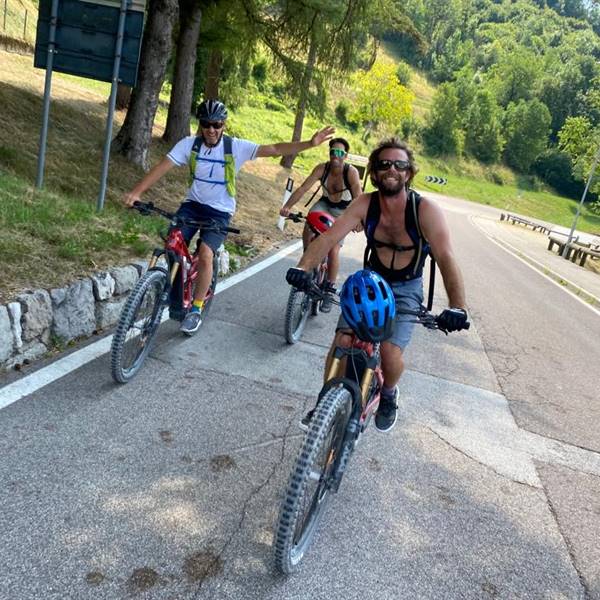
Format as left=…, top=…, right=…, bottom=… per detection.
left=1, top=42, right=599, bottom=303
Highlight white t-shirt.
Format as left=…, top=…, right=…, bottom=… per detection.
left=167, top=135, right=259, bottom=214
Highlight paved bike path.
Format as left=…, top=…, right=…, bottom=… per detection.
left=0, top=223, right=590, bottom=599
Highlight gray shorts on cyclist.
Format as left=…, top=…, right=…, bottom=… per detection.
left=336, top=276, right=423, bottom=350
left=173, top=200, right=231, bottom=253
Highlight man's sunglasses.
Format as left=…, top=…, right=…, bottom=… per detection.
left=329, top=148, right=346, bottom=158
left=200, top=120, right=224, bottom=130
left=374, top=159, right=410, bottom=172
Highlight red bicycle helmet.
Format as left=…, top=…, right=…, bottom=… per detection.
left=306, top=210, right=335, bottom=235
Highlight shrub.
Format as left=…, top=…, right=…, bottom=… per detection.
left=396, top=62, right=411, bottom=87
left=335, top=100, right=350, bottom=125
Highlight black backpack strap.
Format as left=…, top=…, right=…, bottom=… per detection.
left=362, top=192, right=380, bottom=267
left=320, top=161, right=331, bottom=185
left=343, top=163, right=350, bottom=191
left=222, top=133, right=232, bottom=155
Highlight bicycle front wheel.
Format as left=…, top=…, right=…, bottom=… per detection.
left=110, top=269, right=167, bottom=383
left=274, top=386, right=352, bottom=573
left=284, top=286, right=311, bottom=344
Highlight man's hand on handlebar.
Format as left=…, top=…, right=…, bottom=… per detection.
left=123, top=192, right=142, bottom=207
left=286, top=267, right=313, bottom=291
left=437, top=308, right=469, bottom=333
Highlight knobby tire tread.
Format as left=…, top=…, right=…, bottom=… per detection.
left=274, top=386, right=352, bottom=573
left=110, top=269, right=167, bottom=383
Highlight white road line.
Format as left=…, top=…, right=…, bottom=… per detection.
left=0, top=241, right=303, bottom=411
left=471, top=216, right=600, bottom=317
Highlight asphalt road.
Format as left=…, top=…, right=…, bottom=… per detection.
left=0, top=195, right=598, bottom=599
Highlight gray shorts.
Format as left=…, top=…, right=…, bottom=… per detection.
left=309, top=197, right=348, bottom=246
left=336, top=276, right=424, bottom=350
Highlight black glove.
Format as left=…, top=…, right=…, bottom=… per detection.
left=286, top=267, right=313, bottom=290
left=437, top=308, right=468, bottom=332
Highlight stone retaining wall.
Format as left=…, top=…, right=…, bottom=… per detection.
left=0, top=249, right=234, bottom=372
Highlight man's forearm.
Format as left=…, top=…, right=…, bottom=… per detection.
left=298, top=234, right=330, bottom=271
left=273, top=140, right=313, bottom=157
left=131, top=158, right=174, bottom=195
left=437, top=255, right=466, bottom=309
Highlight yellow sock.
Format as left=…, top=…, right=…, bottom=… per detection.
left=192, top=299, right=205, bottom=312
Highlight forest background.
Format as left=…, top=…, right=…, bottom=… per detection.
left=1, top=0, right=600, bottom=302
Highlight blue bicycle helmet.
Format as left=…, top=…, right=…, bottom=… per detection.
left=340, top=270, right=396, bottom=342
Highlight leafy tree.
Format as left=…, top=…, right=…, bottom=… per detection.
left=421, top=83, right=463, bottom=156
left=350, top=62, right=414, bottom=141
left=558, top=116, right=600, bottom=194
left=486, top=48, right=542, bottom=107
left=113, top=0, right=179, bottom=168
left=163, top=0, right=204, bottom=143
left=464, top=88, right=504, bottom=163
left=503, top=99, right=551, bottom=172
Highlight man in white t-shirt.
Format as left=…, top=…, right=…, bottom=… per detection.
left=123, top=98, right=334, bottom=335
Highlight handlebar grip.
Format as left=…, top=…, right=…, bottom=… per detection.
left=226, top=227, right=241, bottom=234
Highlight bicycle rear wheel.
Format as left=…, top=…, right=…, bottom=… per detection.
left=284, top=286, right=311, bottom=344
left=274, top=386, right=352, bottom=573
left=110, top=269, right=167, bottom=383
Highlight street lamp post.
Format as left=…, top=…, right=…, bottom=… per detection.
left=562, top=145, right=600, bottom=258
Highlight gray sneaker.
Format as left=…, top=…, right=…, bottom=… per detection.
left=180, top=310, right=202, bottom=336
left=375, top=386, right=399, bottom=432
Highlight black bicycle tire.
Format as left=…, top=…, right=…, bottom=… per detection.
left=274, top=386, right=352, bottom=573
left=110, top=269, right=167, bottom=383
left=284, top=287, right=311, bottom=344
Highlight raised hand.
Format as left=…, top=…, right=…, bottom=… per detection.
left=310, top=126, right=335, bottom=147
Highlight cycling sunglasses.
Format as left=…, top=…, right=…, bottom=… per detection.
left=374, top=159, right=410, bottom=172
left=199, top=120, right=224, bottom=130
left=329, top=148, right=347, bottom=158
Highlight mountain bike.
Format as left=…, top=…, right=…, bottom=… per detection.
left=274, top=290, right=470, bottom=573
left=284, top=212, right=334, bottom=344
left=110, top=201, right=240, bottom=384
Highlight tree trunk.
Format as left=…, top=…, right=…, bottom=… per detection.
left=113, top=0, right=178, bottom=169
left=204, top=48, right=223, bottom=99
left=115, top=83, right=131, bottom=110
left=280, top=31, right=318, bottom=169
left=163, top=0, right=203, bottom=143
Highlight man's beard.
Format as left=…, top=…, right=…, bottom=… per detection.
left=376, top=176, right=405, bottom=196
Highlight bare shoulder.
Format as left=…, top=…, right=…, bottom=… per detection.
left=417, top=194, right=444, bottom=220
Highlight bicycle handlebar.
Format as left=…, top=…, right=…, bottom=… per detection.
left=299, top=282, right=469, bottom=334
left=132, top=201, right=241, bottom=234
left=285, top=212, right=305, bottom=224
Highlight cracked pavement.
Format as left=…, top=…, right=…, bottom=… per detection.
left=1, top=197, right=599, bottom=599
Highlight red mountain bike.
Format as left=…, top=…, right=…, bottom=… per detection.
left=274, top=287, right=470, bottom=573
left=284, top=212, right=334, bottom=344
left=110, top=201, right=239, bottom=383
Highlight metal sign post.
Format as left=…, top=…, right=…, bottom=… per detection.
left=562, top=145, right=600, bottom=258
left=277, top=178, right=294, bottom=231
left=35, top=0, right=59, bottom=189
left=97, top=0, right=130, bottom=211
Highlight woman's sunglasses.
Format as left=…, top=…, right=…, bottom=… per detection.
left=200, top=120, right=224, bottom=130
left=329, top=148, right=347, bottom=158
left=374, top=159, right=410, bottom=172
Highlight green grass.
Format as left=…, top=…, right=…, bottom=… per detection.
left=414, top=155, right=600, bottom=233
left=0, top=169, right=165, bottom=301
left=1, top=0, right=38, bottom=43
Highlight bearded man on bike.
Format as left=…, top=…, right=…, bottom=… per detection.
left=124, top=99, right=334, bottom=335
left=286, top=138, right=468, bottom=432
left=279, top=137, right=362, bottom=312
